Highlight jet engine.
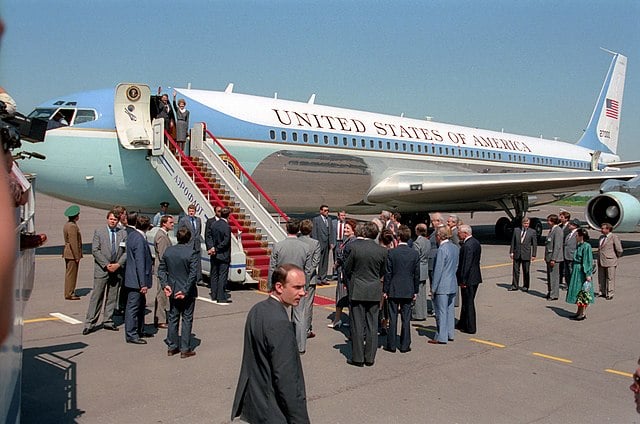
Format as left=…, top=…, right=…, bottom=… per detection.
left=585, top=190, right=640, bottom=232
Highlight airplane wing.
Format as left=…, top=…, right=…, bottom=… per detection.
left=365, top=170, right=639, bottom=204
left=605, top=161, right=640, bottom=169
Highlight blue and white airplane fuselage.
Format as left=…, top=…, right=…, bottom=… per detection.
left=19, top=52, right=636, bottom=229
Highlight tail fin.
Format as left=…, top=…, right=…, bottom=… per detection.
left=576, top=50, right=627, bottom=154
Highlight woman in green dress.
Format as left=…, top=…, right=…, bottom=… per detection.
left=565, top=228, right=594, bottom=320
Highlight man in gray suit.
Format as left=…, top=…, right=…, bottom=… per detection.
left=311, top=204, right=334, bottom=285
left=545, top=214, right=564, bottom=301
left=298, top=219, right=321, bottom=340
left=562, top=218, right=580, bottom=289
left=231, top=264, right=310, bottom=423
left=153, top=215, right=174, bottom=328
left=269, top=219, right=312, bottom=353
left=429, top=226, right=460, bottom=345
left=344, top=222, right=387, bottom=366
left=411, top=223, right=431, bottom=320
left=83, top=209, right=127, bottom=335
left=177, top=204, right=202, bottom=283
left=509, top=217, right=537, bottom=292
left=158, top=226, right=199, bottom=358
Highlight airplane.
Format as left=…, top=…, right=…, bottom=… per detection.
left=17, top=50, right=638, bottom=240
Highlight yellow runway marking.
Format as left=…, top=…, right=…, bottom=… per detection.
left=24, top=317, right=60, bottom=324
left=469, top=338, right=505, bottom=348
left=605, top=369, right=633, bottom=378
left=532, top=352, right=573, bottom=363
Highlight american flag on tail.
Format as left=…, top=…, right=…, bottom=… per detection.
left=605, top=98, right=619, bottom=119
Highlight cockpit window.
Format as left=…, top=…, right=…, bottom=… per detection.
left=74, top=109, right=97, bottom=125
left=28, top=107, right=97, bottom=127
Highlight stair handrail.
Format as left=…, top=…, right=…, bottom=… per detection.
left=164, top=130, right=245, bottom=232
left=203, top=125, right=289, bottom=222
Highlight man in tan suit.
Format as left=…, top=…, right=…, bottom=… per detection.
left=597, top=222, right=623, bottom=300
left=62, top=205, right=82, bottom=300
left=154, top=215, right=174, bottom=328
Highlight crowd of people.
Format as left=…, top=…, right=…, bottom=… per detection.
left=509, top=210, right=623, bottom=320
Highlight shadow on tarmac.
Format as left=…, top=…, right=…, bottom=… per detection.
left=22, top=342, right=87, bottom=423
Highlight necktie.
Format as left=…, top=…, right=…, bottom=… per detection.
left=111, top=229, right=117, bottom=261
left=521, top=230, right=526, bottom=244
left=191, top=217, right=196, bottom=230
left=338, top=222, right=344, bottom=240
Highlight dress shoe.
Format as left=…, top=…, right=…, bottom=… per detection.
left=306, top=331, right=316, bottom=339
left=327, top=320, right=342, bottom=329
left=364, top=361, right=374, bottom=367
left=383, top=347, right=396, bottom=353
left=548, top=297, right=558, bottom=301
left=214, top=300, right=231, bottom=305
left=572, top=315, right=587, bottom=321
left=399, top=347, right=412, bottom=353
left=428, top=339, right=446, bottom=345
left=103, top=324, right=119, bottom=331
left=167, top=348, right=180, bottom=356
left=347, top=360, right=364, bottom=367
left=606, top=296, right=613, bottom=300
left=82, top=327, right=93, bottom=336
left=157, top=323, right=168, bottom=329
left=180, top=351, right=196, bottom=359
left=411, top=318, right=426, bottom=321
left=127, top=338, right=147, bottom=345
left=65, top=295, right=81, bottom=300
left=508, top=287, right=519, bottom=291
left=521, top=287, right=529, bottom=292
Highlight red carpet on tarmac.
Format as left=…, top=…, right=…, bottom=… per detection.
left=313, top=294, right=335, bottom=306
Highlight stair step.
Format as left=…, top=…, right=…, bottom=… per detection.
left=244, top=247, right=270, bottom=256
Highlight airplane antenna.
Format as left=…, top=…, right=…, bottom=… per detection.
left=400, top=113, right=405, bottom=117
left=187, top=82, right=192, bottom=89
left=274, top=92, right=278, bottom=99
left=225, top=83, right=234, bottom=93
left=307, top=94, right=316, bottom=104
left=425, top=116, right=432, bottom=121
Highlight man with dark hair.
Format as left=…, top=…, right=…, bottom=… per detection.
left=562, top=218, right=580, bottom=290
left=312, top=204, right=333, bottom=285
left=345, top=221, right=387, bottom=366
left=269, top=218, right=312, bottom=353
left=298, top=219, right=321, bottom=340
left=124, top=213, right=153, bottom=344
left=158, top=227, right=198, bottom=358
left=178, top=204, right=202, bottom=283
left=412, top=223, right=430, bottom=321
left=545, top=214, right=564, bottom=301
left=83, top=209, right=127, bottom=335
left=153, top=215, right=174, bottom=328
left=383, top=225, right=420, bottom=353
left=232, top=264, right=310, bottom=424
left=509, top=217, right=537, bottom=292
left=205, top=206, right=232, bottom=304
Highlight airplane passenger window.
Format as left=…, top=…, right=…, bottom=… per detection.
left=361, top=139, right=365, bottom=148
left=378, top=140, right=383, bottom=149
left=410, top=144, right=414, bottom=152
left=417, top=145, right=421, bottom=153
left=323, top=135, right=328, bottom=144
left=387, top=142, right=391, bottom=150
left=395, top=142, right=399, bottom=150
left=402, top=143, right=406, bottom=151
left=313, top=134, right=318, bottom=143
left=343, top=137, right=347, bottom=146
left=333, top=136, right=338, bottom=145
left=370, top=140, right=374, bottom=148
left=292, top=132, right=298, bottom=142
left=352, top=138, right=356, bottom=147
left=438, top=147, right=442, bottom=155
left=270, top=130, right=276, bottom=140
left=281, top=131, right=287, bottom=141
left=74, top=109, right=97, bottom=125
left=303, top=133, right=308, bottom=142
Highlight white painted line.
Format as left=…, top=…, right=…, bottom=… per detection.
left=197, top=296, right=216, bottom=304
left=49, top=312, right=83, bottom=325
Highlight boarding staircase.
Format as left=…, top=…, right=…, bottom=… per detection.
left=149, top=120, right=287, bottom=290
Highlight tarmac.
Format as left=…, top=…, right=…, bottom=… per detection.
left=21, top=195, right=640, bottom=423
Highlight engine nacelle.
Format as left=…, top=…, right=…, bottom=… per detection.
left=585, top=192, right=640, bottom=232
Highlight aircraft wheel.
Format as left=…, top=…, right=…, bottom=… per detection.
left=529, top=217, right=543, bottom=238
left=495, top=217, right=512, bottom=240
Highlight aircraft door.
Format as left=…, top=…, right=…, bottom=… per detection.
left=114, top=83, right=153, bottom=149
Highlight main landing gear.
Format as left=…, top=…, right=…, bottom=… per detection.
left=495, top=195, right=543, bottom=241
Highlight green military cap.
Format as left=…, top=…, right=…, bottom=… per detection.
left=64, top=205, right=80, bottom=217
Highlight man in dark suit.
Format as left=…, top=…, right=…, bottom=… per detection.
left=205, top=206, right=232, bottom=304
left=509, top=217, right=537, bottom=292
left=383, top=225, right=420, bottom=353
left=456, top=224, right=482, bottom=335
left=177, top=203, right=203, bottom=283
left=83, top=209, right=127, bottom=335
left=344, top=222, right=387, bottom=366
left=311, top=204, right=334, bottom=285
left=158, top=226, right=199, bottom=358
left=562, top=218, right=579, bottom=289
left=124, top=213, right=153, bottom=344
left=231, top=264, right=310, bottom=424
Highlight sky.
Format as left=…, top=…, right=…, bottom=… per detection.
left=1, top=0, right=639, bottom=159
